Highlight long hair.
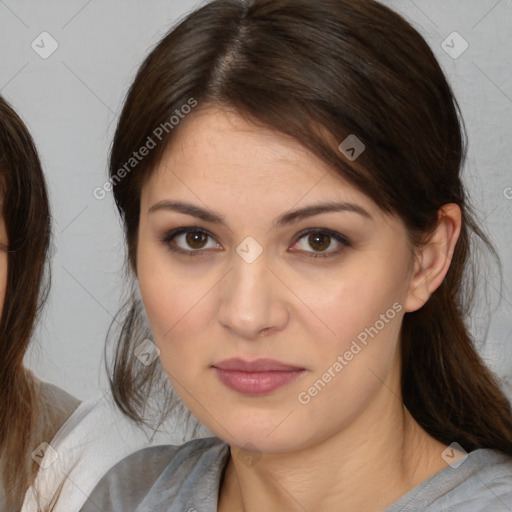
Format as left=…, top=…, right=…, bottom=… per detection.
left=0, top=95, right=52, bottom=510
left=105, top=0, right=512, bottom=454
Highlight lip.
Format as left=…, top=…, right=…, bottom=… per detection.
left=212, top=358, right=306, bottom=395
left=214, top=358, right=304, bottom=372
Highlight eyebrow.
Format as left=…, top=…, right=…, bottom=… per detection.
left=148, top=200, right=372, bottom=227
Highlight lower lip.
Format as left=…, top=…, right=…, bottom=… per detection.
left=214, top=368, right=305, bottom=395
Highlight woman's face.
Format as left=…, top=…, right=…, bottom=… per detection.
left=137, top=108, right=421, bottom=452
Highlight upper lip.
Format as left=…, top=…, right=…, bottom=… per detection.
left=213, top=358, right=305, bottom=372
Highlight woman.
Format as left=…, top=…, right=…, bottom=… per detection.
left=0, top=95, right=81, bottom=511
left=80, top=0, right=512, bottom=510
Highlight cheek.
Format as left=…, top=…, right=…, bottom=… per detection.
left=136, top=247, right=216, bottom=362
left=293, top=263, right=408, bottom=421
left=299, top=253, right=409, bottom=354
left=293, top=267, right=406, bottom=424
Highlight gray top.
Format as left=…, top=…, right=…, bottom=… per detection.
left=79, top=437, right=512, bottom=512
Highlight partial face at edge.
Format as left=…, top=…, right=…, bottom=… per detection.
left=136, top=107, right=421, bottom=452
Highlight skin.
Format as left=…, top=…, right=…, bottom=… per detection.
left=137, top=107, right=463, bottom=512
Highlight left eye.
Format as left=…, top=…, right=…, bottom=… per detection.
left=162, top=228, right=221, bottom=254
left=290, top=229, right=350, bottom=257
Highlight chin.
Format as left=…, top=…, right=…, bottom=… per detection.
left=202, top=409, right=313, bottom=453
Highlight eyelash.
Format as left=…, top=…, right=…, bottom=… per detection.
left=161, top=227, right=351, bottom=259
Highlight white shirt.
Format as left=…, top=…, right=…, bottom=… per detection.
left=21, top=391, right=212, bottom=512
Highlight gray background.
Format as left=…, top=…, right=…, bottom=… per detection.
left=0, top=0, right=510, bottom=401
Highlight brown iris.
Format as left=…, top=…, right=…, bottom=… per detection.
left=308, top=232, right=330, bottom=252
left=186, top=231, right=209, bottom=249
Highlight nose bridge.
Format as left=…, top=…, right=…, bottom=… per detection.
left=217, top=243, right=289, bottom=337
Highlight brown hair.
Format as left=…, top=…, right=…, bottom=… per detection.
left=106, top=0, right=512, bottom=454
left=0, top=95, right=52, bottom=510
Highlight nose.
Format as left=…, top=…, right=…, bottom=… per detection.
left=217, top=252, right=289, bottom=339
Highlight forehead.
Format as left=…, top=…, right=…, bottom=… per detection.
left=142, top=107, right=379, bottom=217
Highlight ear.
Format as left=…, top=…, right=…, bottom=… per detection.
left=404, top=203, right=462, bottom=313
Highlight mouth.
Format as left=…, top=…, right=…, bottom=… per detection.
left=212, top=358, right=306, bottom=395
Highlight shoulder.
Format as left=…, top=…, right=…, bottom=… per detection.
left=441, top=449, right=512, bottom=509
left=387, top=448, right=512, bottom=512
left=79, top=437, right=230, bottom=512
left=22, top=393, right=212, bottom=512
left=32, top=376, right=81, bottom=435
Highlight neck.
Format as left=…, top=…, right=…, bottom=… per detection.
left=218, top=379, right=448, bottom=512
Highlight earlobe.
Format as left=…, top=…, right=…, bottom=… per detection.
left=404, top=203, right=462, bottom=313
